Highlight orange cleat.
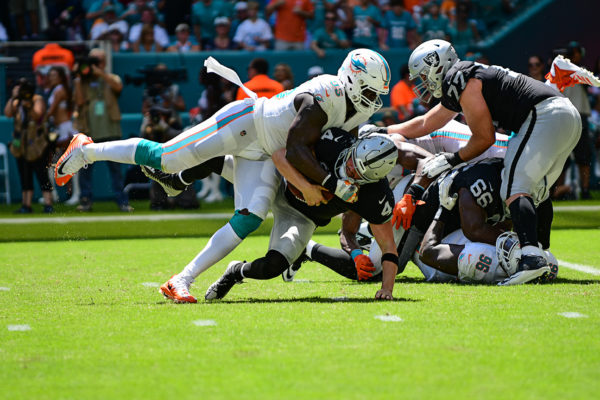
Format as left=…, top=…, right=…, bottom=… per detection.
left=159, top=275, right=197, bottom=303
left=546, top=55, right=600, bottom=92
left=54, top=133, right=94, bottom=186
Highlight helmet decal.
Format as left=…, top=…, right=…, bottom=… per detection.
left=350, top=55, right=368, bottom=74
left=423, top=52, right=440, bottom=67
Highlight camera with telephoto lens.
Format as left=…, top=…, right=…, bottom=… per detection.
left=124, top=65, right=187, bottom=103
left=75, top=55, right=101, bottom=78
left=16, top=78, right=35, bottom=102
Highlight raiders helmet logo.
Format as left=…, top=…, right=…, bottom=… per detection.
left=423, top=52, right=440, bottom=67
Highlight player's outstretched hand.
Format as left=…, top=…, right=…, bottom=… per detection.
left=392, top=193, right=425, bottom=230
left=422, top=152, right=463, bottom=178
left=354, top=254, right=376, bottom=280
left=375, top=288, right=393, bottom=301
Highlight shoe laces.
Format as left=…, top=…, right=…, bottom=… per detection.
left=171, top=275, right=191, bottom=295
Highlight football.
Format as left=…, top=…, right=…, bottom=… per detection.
left=287, top=182, right=334, bottom=203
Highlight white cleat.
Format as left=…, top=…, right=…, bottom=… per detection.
left=498, top=266, right=550, bottom=286
left=547, top=55, right=600, bottom=92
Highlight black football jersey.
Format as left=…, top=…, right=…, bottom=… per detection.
left=413, top=158, right=507, bottom=235
left=284, top=128, right=395, bottom=227
left=441, top=61, right=561, bottom=132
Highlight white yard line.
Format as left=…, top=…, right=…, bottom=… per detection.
left=558, top=260, right=600, bottom=276
left=553, top=205, right=600, bottom=212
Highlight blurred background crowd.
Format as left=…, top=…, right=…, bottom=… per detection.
left=0, top=0, right=599, bottom=214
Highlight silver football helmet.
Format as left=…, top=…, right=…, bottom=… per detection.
left=336, top=133, right=398, bottom=184
left=495, top=231, right=521, bottom=276
left=408, top=39, right=458, bottom=102
left=337, top=49, right=391, bottom=115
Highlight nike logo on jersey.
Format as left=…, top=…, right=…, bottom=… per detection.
left=325, top=89, right=330, bottom=97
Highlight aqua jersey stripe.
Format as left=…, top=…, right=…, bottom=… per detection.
left=163, top=105, right=254, bottom=154
left=430, top=130, right=509, bottom=148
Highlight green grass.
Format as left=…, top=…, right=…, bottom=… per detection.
left=1, top=228, right=599, bottom=399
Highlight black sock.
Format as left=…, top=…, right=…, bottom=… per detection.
left=239, top=250, right=289, bottom=280
left=536, top=197, right=553, bottom=250
left=509, top=196, right=538, bottom=248
left=310, top=243, right=358, bottom=280
left=180, top=156, right=226, bottom=184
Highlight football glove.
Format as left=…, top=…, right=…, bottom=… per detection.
left=392, top=193, right=425, bottom=230
left=358, top=124, right=388, bottom=138
left=422, top=152, right=464, bottom=178
left=438, top=171, right=458, bottom=210
left=322, top=174, right=359, bottom=203
left=354, top=254, right=376, bottom=281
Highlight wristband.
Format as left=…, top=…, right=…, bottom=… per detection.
left=322, top=173, right=337, bottom=193
left=405, top=183, right=425, bottom=200
left=448, top=151, right=464, bottom=167
left=350, top=249, right=363, bottom=261
left=381, top=253, right=398, bottom=265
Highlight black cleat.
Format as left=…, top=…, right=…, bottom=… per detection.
left=141, top=166, right=186, bottom=197
left=205, top=261, right=244, bottom=300
left=498, top=255, right=550, bottom=286
left=282, top=252, right=310, bottom=282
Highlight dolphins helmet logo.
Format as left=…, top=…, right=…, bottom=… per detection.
left=349, top=55, right=368, bottom=74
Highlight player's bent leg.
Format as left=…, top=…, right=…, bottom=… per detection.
left=205, top=250, right=289, bottom=300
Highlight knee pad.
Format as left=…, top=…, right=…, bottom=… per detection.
left=134, top=139, right=163, bottom=170
left=229, top=209, right=263, bottom=239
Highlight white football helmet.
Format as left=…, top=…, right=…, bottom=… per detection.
left=336, top=133, right=398, bottom=184
left=408, top=39, right=458, bottom=102
left=337, top=49, right=391, bottom=115
left=495, top=231, right=521, bottom=276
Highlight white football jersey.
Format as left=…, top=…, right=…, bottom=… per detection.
left=408, top=120, right=509, bottom=161
left=253, top=74, right=373, bottom=155
left=457, top=242, right=507, bottom=284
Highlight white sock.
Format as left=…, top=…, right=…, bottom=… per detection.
left=306, top=240, right=317, bottom=258
left=180, top=223, right=243, bottom=281
left=83, top=138, right=141, bottom=163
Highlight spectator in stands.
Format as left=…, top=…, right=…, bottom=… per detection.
left=129, top=7, right=169, bottom=49
left=90, top=6, right=128, bottom=40
left=381, top=0, right=418, bottom=50
left=119, top=0, right=149, bottom=26
left=555, top=42, right=594, bottom=200
left=85, top=0, right=124, bottom=33
left=213, top=17, right=236, bottom=50
left=273, top=62, right=294, bottom=90
left=9, top=0, right=40, bottom=40
left=192, top=0, right=231, bottom=49
left=73, top=48, right=132, bottom=212
left=310, top=11, right=350, bottom=58
left=441, top=0, right=457, bottom=22
left=4, top=78, right=53, bottom=213
left=236, top=58, right=284, bottom=101
left=419, top=1, right=451, bottom=41
left=231, top=2, right=249, bottom=37
left=133, top=24, right=164, bottom=52
left=390, top=64, right=416, bottom=121
left=167, top=23, right=200, bottom=53
left=266, top=0, right=314, bottom=51
left=0, top=22, right=8, bottom=42
left=233, top=1, right=273, bottom=51
left=330, top=0, right=355, bottom=39
left=351, top=0, right=381, bottom=49
left=449, top=1, right=480, bottom=46
left=527, top=54, right=545, bottom=82
left=105, top=23, right=131, bottom=53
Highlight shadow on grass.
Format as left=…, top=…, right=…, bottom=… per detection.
left=550, top=277, right=600, bottom=285
left=202, top=296, right=420, bottom=304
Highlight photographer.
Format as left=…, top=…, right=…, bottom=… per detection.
left=140, top=64, right=186, bottom=130
left=4, top=79, right=54, bottom=213
left=73, top=48, right=132, bottom=212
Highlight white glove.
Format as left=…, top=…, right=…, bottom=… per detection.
left=422, top=152, right=464, bottom=178
left=438, top=170, right=459, bottom=210
left=358, top=124, right=388, bottom=138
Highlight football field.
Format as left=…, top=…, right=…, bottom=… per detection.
left=1, top=203, right=599, bottom=399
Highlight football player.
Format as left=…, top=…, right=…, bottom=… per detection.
left=203, top=128, right=401, bottom=301
left=378, top=39, right=581, bottom=282
left=55, top=49, right=391, bottom=302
